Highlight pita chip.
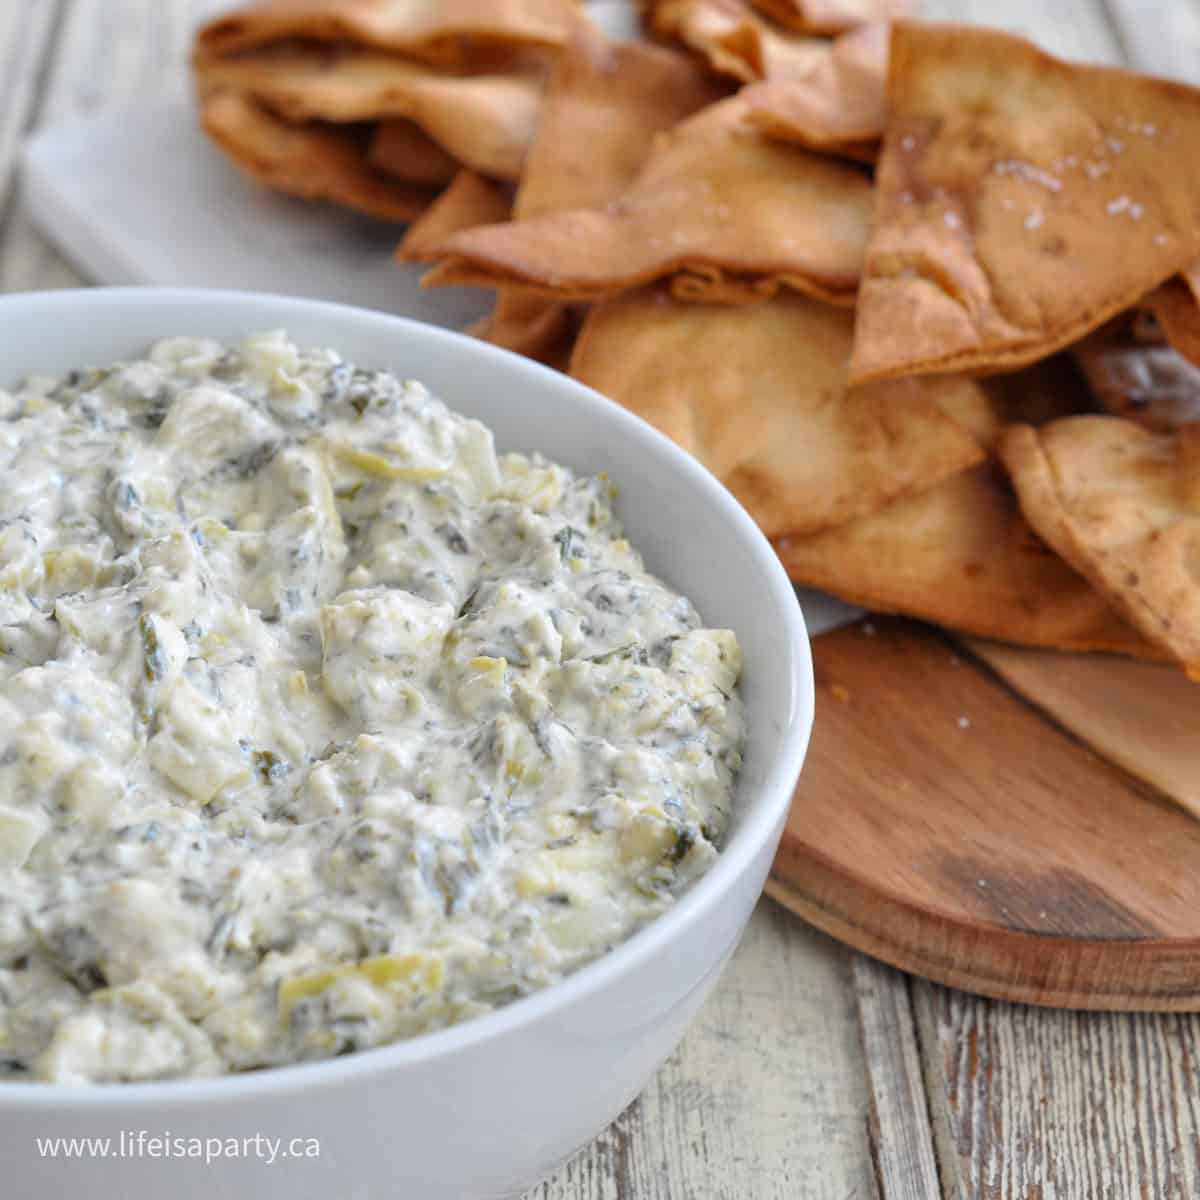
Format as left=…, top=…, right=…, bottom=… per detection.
left=1000, top=416, right=1200, bottom=669
left=777, top=463, right=1159, bottom=657
left=744, top=21, right=888, bottom=163
left=468, top=291, right=582, bottom=371
left=514, top=28, right=726, bottom=220
left=850, top=22, right=1200, bottom=385
left=1073, top=320, right=1200, bottom=432
left=568, top=286, right=983, bottom=538
left=470, top=30, right=723, bottom=366
left=398, top=170, right=512, bottom=261
left=423, top=95, right=871, bottom=305
left=198, top=89, right=433, bottom=220
left=746, top=0, right=908, bottom=34
left=368, top=118, right=459, bottom=185
left=195, top=0, right=584, bottom=69
left=1147, top=263, right=1200, bottom=368
left=194, top=45, right=543, bottom=181
left=649, top=0, right=828, bottom=83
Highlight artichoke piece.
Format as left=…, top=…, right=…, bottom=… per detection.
left=278, top=953, right=443, bottom=1025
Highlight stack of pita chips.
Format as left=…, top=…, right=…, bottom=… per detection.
left=406, top=22, right=728, bottom=366
left=810, top=22, right=1200, bottom=673
left=192, top=0, right=585, bottom=220
left=193, top=5, right=1200, bottom=675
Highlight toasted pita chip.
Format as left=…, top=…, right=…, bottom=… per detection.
left=194, top=45, right=542, bottom=181
left=1000, top=417, right=1200, bottom=669
left=744, top=21, right=887, bottom=163
left=398, top=170, right=512, bottom=261
left=649, top=0, right=827, bottom=83
left=514, top=28, right=726, bottom=220
left=199, top=89, right=433, bottom=220
left=1147, top=264, right=1200, bottom=368
left=938, top=354, right=1093, bottom=451
left=467, top=30, right=722, bottom=366
left=850, top=23, right=1200, bottom=385
left=367, top=118, right=459, bottom=184
left=777, top=463, right=1159, bottom=657
left=1073, top=322, right=1200, bottom=431
left=423, top=95, right=871, bottom=304
left=568, top=286, right=983, bottom=537
left=468, top=291, right=582, bottom=370
left=195, top=0, right=583, bottom=68
left=746, top=0, right=908, bottom=34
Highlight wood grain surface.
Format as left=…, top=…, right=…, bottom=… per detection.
left=771, top=617, right=1200, bottom=1008
left=915, top=981, right=1200, bottom=1199
left=965, top=638, right=1200, bottom=821
left=7, top=1, right=1200, bottom=1198
left=853, top=956, right=941, bottom=1200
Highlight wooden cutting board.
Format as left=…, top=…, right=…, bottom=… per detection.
left=768, top=616, right=1200, bottom=1011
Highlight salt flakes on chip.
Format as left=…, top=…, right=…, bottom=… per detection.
left=849, top=22, right=1200, bottom=384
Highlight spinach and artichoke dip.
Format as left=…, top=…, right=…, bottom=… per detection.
left=0, top=332, right=744, bottom=1083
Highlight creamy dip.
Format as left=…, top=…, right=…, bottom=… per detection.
left=0, top=333, right=744, bottom=1083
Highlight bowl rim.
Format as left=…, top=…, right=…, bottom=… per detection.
left=0, top=287, right=814, bottom=1108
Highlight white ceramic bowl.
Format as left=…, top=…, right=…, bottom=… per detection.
left=0, top=288, right=813, bottom=1200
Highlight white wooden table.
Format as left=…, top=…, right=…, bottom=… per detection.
left=4, top=2, right=1200, bottom=1196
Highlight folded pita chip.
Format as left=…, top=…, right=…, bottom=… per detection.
left=1147, top=264, right=1200, bottom=368
left=514, top=28, right=726, bottom=221
left=850, top=22, right=1200, bottom=385
left=568, top=286, right=983, bottom=537
left=423, top=96, right=871, bottom=305
left=1073, top=322, right=1200, bottom=431
left=368, top=118, right=459, bottom=184
left=468, top=290, right=582, bottom=370
left=1000, top=417, right=1200, bottom=669
left=649, top=0, right=828, bottom=83
left=777, top=463, right=1159, bottom=656
left=194, top=45, right=543, bottom=181
left=195, top=0, right=584, bottom=69
left=746, top=0, right=908, bottom=34
left=199, top=89, right=433, bottom=220
left=744, top=21, right=887, bottom=163
left=465, top=30, right=723, bottom=366
left=398, top=170, right=512, bottom=261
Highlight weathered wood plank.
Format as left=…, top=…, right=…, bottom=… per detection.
left=855, top=958, right=941, bottom=1200
left=770, top=617, right=1200, bottom=1009
left=1, top=0, right=207, bottom=292
left=1104, top=0, right=1200, bottom=84
left=0, top=1, right=63, bottom=221
left=532, top=902, right=877, bottom=1200
left=914, top=980, right=1200, bottom=1200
